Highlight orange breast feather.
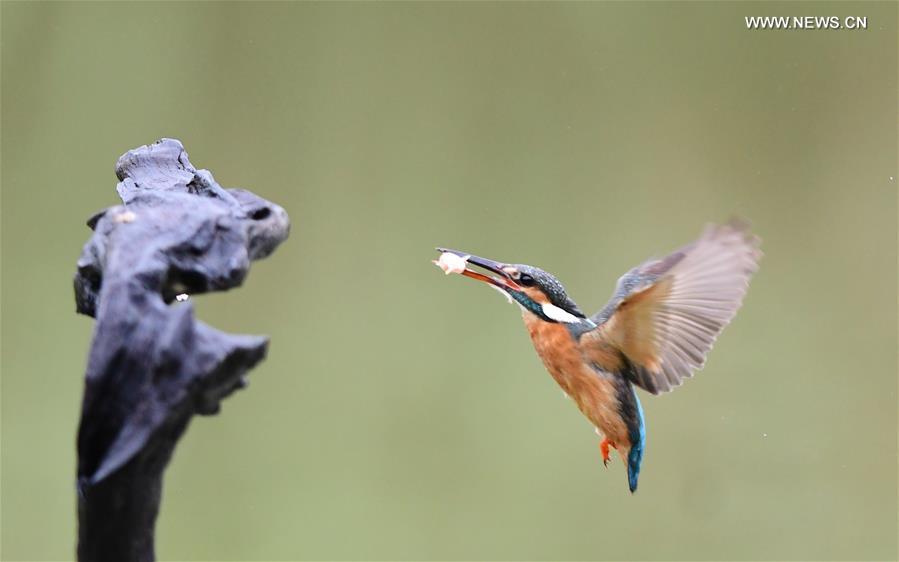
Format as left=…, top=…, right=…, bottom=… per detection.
left=523, top=314, right=630, bottom=447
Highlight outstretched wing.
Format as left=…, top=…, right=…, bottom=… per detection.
left=582, top=220, right=761, bottom=394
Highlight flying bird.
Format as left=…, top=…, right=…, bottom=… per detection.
left=435, top=220, right=760, bottom=492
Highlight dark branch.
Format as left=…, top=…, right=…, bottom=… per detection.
left=74, top=139, right=289, bottom=562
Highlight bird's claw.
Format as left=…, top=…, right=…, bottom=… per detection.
left=599, top=437, right=616, bottom=467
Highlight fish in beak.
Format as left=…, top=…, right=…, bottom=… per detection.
left=433, top=248, right=523, bottom=293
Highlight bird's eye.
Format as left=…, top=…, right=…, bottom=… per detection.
left=518, top=274, right=536, bottom=287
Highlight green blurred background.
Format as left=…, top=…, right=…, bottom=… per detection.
left=2, top=2, right=896, bottom=560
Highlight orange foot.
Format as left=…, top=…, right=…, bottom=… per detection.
left=600, top=438, right=617, bottom=467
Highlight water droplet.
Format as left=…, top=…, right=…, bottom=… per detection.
left=175, top=294, right=189, bottom=302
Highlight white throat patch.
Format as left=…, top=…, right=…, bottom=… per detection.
left=541, top=302, right=582, bottom=324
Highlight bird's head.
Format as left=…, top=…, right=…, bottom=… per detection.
left=436, top=248, right=587, bottom=325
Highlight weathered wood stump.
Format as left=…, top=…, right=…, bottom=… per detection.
left=73, top=139, right=290, bottom=562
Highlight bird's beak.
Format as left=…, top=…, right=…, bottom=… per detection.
left=435, top=248, right=523, bottom=292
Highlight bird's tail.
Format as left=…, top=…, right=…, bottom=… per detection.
left=627, top=387, right=646, bottom=493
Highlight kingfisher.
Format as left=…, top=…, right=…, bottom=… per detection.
left=435, top=220, right=760, bottom=492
